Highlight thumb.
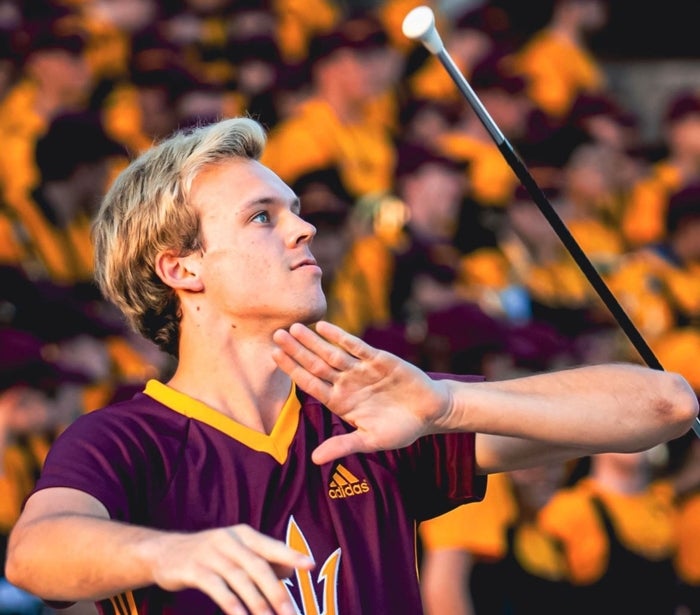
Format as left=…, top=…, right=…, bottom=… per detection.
left=312, top=432, right=366, bottom=465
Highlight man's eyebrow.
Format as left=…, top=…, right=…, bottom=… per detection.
left=241, top=196, right=301, bottom=214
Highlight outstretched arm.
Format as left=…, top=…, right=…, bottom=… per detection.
left=272, top=321, right=698, bottom=471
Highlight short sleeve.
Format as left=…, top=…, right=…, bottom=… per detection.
left=30, top=407, right=169, bottom=522
left=396, top=373, right=487, bottom=522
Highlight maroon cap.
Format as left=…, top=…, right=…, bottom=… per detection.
left=14, top=16, right=87, bottom=63
left=664, top=89, right=700, bottom=124
left=395, top=140, right=466, bottom=179
left=36, top=111, right=127, bottom=181
left=0, top=327, right=90, bottom=392
left=227, top=33, right=281, bottom=65
left=570, top=92, right=638, bottom=128
left=292, top=166, right=353, bottom=226
left=666, top=182, right=700, bottom=233
left=456, top=4, right=512, bottom=34
left=308, top=15, right=388, bottom=65
left=0, top=265, right=125, bottom=343
left=470, top=54, right=527, bottom=95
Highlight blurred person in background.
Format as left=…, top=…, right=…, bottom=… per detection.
left=563, top=93, right=645, bottom=180
left=606, top=182, right=700, bottom=394
left=292, top=166, right=381, bottom=337
left=0, top=262, right=170, bottom=428
left=0, top=14, right=94, bottom=212
left=404, top=3, right=507, bottom=108
left=78, top=0, right=159, bottom=87
left=224, top=33, right=284, bottom=129
left=621, top=89, right=700, bottom=249
left=158, top=0, right=237, bottom=90
left=398, top=96, right=463, bottom=149
left=267, top=0, right=339, bottom=65
left=0, top=313, right=112, bottom=615
left=452, top=172, right=577, bottom=374
left=539, top=448, right=683, bottom=615
left=494, top=142, right=626, bottom=363
left=0, top=328, right=76, bottom=615
left=3, top=110, right=127, bottom=284
left=559, top=92, right=649, bottom=224
left=419, top=462, right=570, bottom=615
left=261, top=13, right=403, bottom=200
left=520, top=90, right=647, bottom=210
left=344, top=139, right=510, bottom=376
left=1, top=109, right=170, bottom=417
left=671, top=435, right=700, bottom=614
left=508, top=0, right=609, bottom=126
left=530, top=142, right=624, bottom=301
left=102, top=28, right=210, bottom=155
left=437, top=58, right=534, bottom=253
left=163, top=0, right=337, bottom=85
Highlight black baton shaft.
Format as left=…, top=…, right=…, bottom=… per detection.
left=435, top=48, right=700, bottom=438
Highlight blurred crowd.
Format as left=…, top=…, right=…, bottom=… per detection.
left=0, top=0, right=699, bottom=613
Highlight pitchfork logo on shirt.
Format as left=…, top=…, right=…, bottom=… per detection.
left=284, top=516, right=341, bottom=615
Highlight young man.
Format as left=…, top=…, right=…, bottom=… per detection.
left=5, top=117, right=698, bottom=615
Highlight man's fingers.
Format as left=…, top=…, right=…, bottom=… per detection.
left=271, top=346, right=333, bottom=403
left=233, top=525, right=314, bottom=571
left=272, top=329, right=343, bottom=381
left=312, top=321, right=375, bottom=361
left=311, top=433, right=366, bottom=465
left=195, top=572, right=248, bottom=615
left=286, top=323, right=364, bottom=369
left=199, top=564, right=289, bottom=615
left=230, top=530, right=311, bottom=613
left=226, top=565, right=284, bottom=614
left=213, top=527, right=313, bottom=614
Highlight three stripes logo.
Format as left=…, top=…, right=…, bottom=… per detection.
left=328, top=463, right=371, bottom=499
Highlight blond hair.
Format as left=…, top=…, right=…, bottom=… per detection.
left=93, top=117, right=266, bottom=356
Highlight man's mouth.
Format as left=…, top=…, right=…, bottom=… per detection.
left=292, top=258, right=318, bottom=270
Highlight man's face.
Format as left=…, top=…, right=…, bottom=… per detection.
left=36, top=50, right=92, bottom=104
left=138, top=87, right=179, bottom=140
left=336, top=45, right=400, bottom=100
left=669, top=114, right=700, bottom=156
left=190, top=158, right=326, bottom=331
left=402, top=163, right=465, bottom=237
left=93, top=0, right=156, bottom=32
left=579, top=0, right=608, bottom=32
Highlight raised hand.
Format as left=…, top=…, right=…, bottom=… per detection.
left=272, top=320, right=453, bottom=464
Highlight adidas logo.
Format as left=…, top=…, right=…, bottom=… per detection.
left=328, top=464, right=371, bottom=499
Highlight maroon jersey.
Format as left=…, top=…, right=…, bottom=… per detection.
left=32, top=377, right=485, bottom=614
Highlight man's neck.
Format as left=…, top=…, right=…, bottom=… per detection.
left=168, top=329, right=293, bottom=434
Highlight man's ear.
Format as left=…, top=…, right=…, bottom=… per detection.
left=155, top=250, right=204, bottom=292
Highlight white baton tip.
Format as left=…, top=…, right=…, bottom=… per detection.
left=402, top=5, right=435, bottom=40
left=402, top=6, right=444, bottom=54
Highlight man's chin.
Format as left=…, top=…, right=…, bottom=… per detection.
left=276, top=295, right=327, bottom=329
left=301, top=301, right=328, bottom=326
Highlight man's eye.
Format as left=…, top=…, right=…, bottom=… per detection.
left=252, top=211, right=270, bottom=223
